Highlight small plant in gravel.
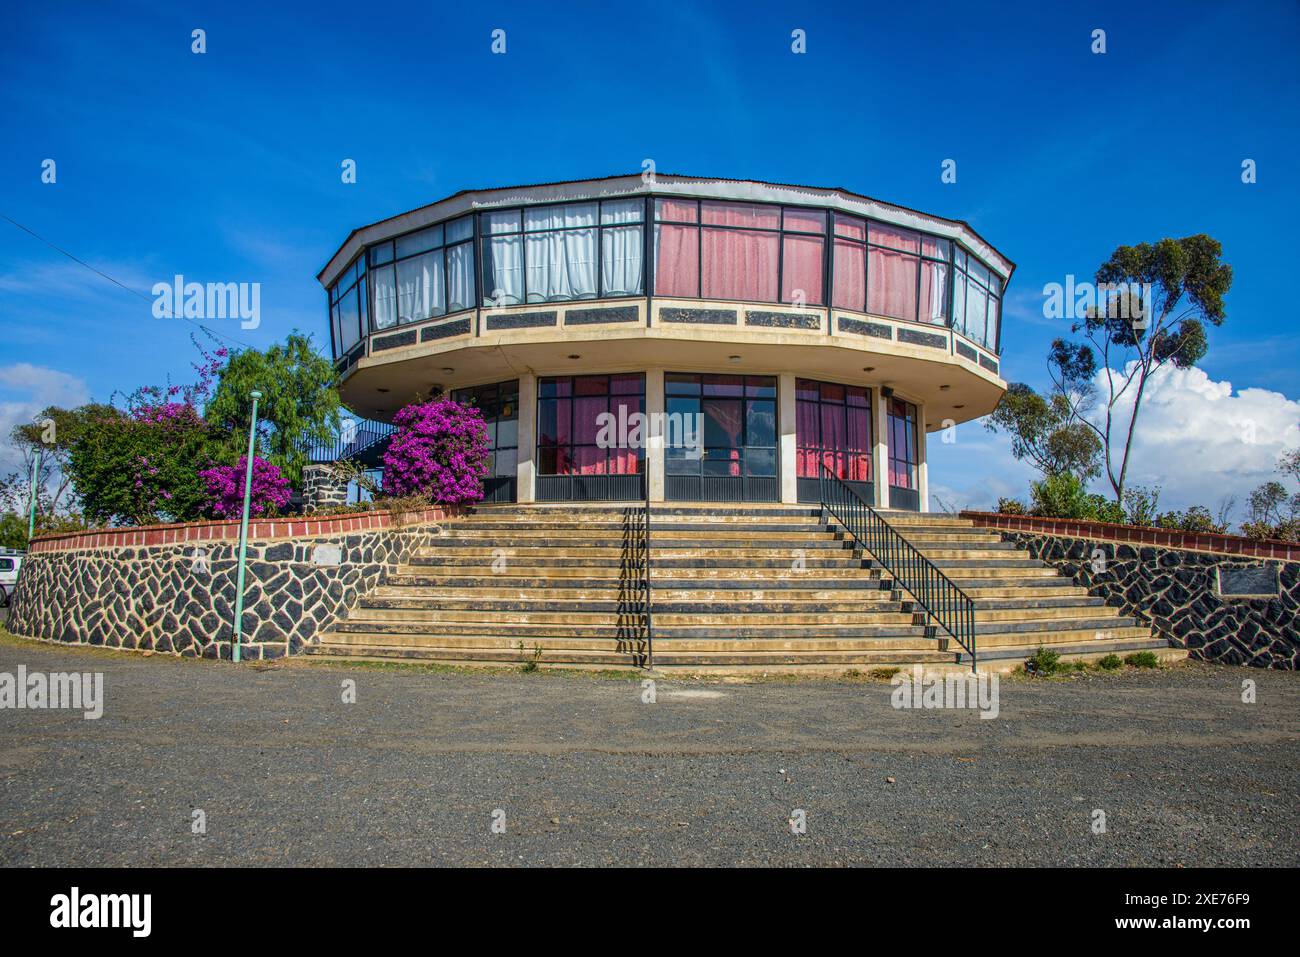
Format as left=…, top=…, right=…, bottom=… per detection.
left=518, top=641, right=543, bottom=673
left=1097, top=654, right=1123, bottom=670
left=1124, top=651, right=1160, bottom=669
left=869, top=667, right=901, bottom=680
left=1025, top=646, right=1062, bottom=675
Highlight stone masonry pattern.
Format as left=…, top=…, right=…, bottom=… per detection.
left=1002, top=533, right=1299, bottom=669
left=8, top=518, right=448, bottom=660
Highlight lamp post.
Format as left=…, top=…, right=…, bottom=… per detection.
left=231, top=391, right=262, bottom=664
left=26, top=448, right=41, bottom=542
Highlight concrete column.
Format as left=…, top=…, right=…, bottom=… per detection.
left=917, top=402, right=930, bottom=513
left=874, top=390, right=891, bottom=509
left=778, top=372, right=797, bottom=504
left=645, top=367, right=665, bottom=503
left=516, top=372, right=537, bottom=503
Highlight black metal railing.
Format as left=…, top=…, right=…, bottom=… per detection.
left=641, top=476, right=655, bottom=669
left=617, top=486, right=654, bottom=670
left=818, top=464, right=976, bottom=670
left=302, top=418, right=397, bottom=465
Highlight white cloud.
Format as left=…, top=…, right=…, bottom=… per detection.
left=0, top=364, right=92, bottom=479
left=1089, top=364, right=1300, bottom=514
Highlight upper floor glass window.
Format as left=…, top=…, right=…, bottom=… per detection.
left=952, top=247, right=1001, bottom=352
left=328, top=255, right=367, bottom=356
left=481, top=200, right=643, bottom=306
left=654, top=200, right=826, bottom=306
left=368, top=216, right=474, bottom=331
left=886, top=397, right=919, bottom=490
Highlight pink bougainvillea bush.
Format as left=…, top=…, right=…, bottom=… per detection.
left=199, top=456, right=293, bottom=518
left=381, top=398, right=491, bottom=503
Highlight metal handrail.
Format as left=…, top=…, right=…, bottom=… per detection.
left=818, top=464, right=976, bottom=671
left=642, top=471, right=655, bottom=669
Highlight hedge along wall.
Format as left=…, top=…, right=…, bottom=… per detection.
left=8, top=507, right=457, bottom=660
left=962, top=512, right=1299, bottom=669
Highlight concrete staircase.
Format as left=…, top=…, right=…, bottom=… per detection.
left=307, top=504, right=1175, bottom=673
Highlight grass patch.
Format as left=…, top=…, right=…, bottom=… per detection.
left=868, top=666, right=902, bottom=680
left=1124, top=651, right=1161, bottom=669
left=1025, top=646, right=1062, bottom=676
left=1097, top=654, right=1123, bottom=670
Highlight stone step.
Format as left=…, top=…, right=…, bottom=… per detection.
left=418, top=543, right=860, bottom=558
left=954, top=625, right=1151, bottom=649
left=361, top=596, right=904, bottom=614
left=317, top=632, right=942, bottom=653
left=392, top=566, right=890, bottom=584
left=373, top=585, right=899, bottom=602
left=413, top=556, right=872, bottom=572
left=329, top=619, right=932, bottom=640
left=345, top=607, right=920, bottom=627
left=953, top=635, right=1171, bottom=663
left=307, top=642, right=952, bottom=667
left=445, top=528, right=840, bottom=542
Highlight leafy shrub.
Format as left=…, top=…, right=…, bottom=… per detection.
left=996, top=497, right=1027, bottom=515
left=1025, top=646, right=1062, bottom=675
left=1097, top=654, right=1123, bottom=670
left=1123, top=651, right=1160, bottom=669
left=1239, top=519, right=1300, bottom=542
left=381, top=398, right=491, bottom=504
left=68, top=405, right=218, bottom=525
left=1155, top=505, right=1227, bottom=534
left=1030, top=473, right=1094, bottom=520
left=199, top=456, right=293, bottom=519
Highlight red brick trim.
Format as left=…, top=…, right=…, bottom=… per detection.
left=26, top=506, right=459, bottom=554
left=961, top=511, right=1300, bottom=562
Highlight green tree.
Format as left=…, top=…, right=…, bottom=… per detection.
left=67, top=406, right=217, bottom=526
left=204, top=333, right=341, bottom=487
left=0, top=512, right=27, bottom=550
left=1049, top=235, right=1233, bottom=503
left=985, top=383, right=1102, bottom=481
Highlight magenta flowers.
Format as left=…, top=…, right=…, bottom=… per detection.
left=200, top=456, right=293, bottom=518
left=381, top=397, right=491, bottom=503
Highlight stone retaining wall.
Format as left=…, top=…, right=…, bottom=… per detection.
left=962, top=512, right=1299, bottom=669
left=8, top=507, right=455, bottom=660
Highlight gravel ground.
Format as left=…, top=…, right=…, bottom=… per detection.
left=1, top=633, right=1296, bottom=867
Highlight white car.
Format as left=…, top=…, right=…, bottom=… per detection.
left=0, top=552, right=22, bottom=599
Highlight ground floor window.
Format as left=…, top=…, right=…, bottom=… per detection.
left=451, top=380, right=519, bottom=478
left=795, top=379, right=872, bottom=483
left=537, top=373, right=645, bottom=475
left=665, top=373, right=776, bottom=478
left=887, top=397, right=918, bottom=491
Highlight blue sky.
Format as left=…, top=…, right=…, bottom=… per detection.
left=2, top=0, right=1297, bottom=513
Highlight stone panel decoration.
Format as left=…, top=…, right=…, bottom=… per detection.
left=837, top=317, right=892, bottom=339
left=484, top=310, right=558, bottom=330
left=564, top=305, right=639, bottom=325
left=7, top=507, right=456, bottom=661
left=372, top=329, right=418, bottom=351
left=962, top=513, right=1299, bottom=669
left=659, top=307, right=737, bottom=325
left=420, top=318, right=472, bottom=341
left=745, top=310, right=820, bottom=330
left=896, top=328, right=947, bottom=350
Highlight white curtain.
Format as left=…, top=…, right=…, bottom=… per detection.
left=371, top=264, right=397, bottom=329
left=601, top=225, right=643, bottom=296
left=484, top=235, right=523, bottom=305
left=397, top=250, right=443, bottom=323
left=965, top=278, right=988, bottom=345
left=446, top=243, right=473, bottom=312
left=922, top=261, right=947, bottom=324
left=524, top=204, right=598, bottom=302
